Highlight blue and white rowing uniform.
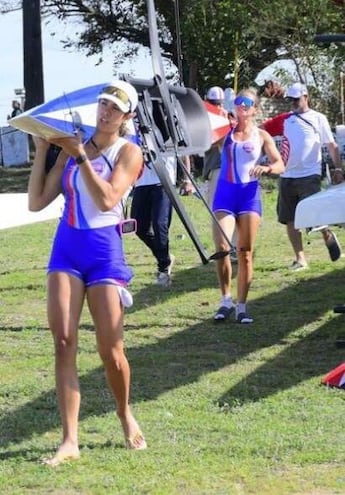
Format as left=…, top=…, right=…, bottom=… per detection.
left=212, top=127, right=263, bottom=217
left=47, top=137, right=134, bottom=306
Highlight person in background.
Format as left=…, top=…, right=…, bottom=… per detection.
left=203, top=86, right=238, bottom=262
left=212, top=88, right=284, bottom=323
left=28, top=80, right=147, bottom=466
left=227, top=110, right=237, bottom=127
left=263, top=80, right=275, bottom=98
left=130, top=153, right=193, bottom=287
left=262, top=80, right=285, bottom=98
left=262, top=82, right=342, bottom=270
left=7, top=99, right=22, bottom=119
left=202, top=86, right=228, bottom=201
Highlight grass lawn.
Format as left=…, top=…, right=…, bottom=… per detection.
left=0, top=166, right=31, bottom=193
left=1, top=173, right=345, bottom=494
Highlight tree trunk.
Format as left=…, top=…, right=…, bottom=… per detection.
left=23, top=0, right=44, bottom=109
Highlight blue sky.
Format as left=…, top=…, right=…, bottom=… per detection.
left=0, top=9, right=154, bottom=126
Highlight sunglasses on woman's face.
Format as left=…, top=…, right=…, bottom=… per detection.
left=234, top=95, right=255, bottom=108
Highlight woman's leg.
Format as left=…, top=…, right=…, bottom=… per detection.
left=87, top=284, right=146, bottom=449
left=236, top=213, right=261, bottom=304
left=44, top=272, right=85, bottom=466
left=212, top=212, right=236, bottom=297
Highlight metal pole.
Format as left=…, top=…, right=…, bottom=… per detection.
left=23, top=0, right=44, bottom=109
left=233, top=31, right=239, bottom=94
left=0, top=127, right=3, bottom=166
left=173, top=0, right=183, bottom=84
left=340, top=71, right=344, bottom=125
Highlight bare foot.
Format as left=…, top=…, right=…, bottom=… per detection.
left=42, top=442, right=80, bottom=467
left=117, top=412, right=147, bottom=450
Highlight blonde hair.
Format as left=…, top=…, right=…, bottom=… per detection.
left=119, top=122, right=129, bottom=137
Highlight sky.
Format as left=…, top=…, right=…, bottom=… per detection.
left=0, top=9, right=154, bottom=126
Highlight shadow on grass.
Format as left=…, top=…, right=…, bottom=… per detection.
left=1, top=266, right=345, bottom=452
left=126, top=260, right=237, bottom=314
left=217, top=316, right=343, bottom=409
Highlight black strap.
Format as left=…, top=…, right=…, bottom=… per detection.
left=294, top=113, right=319, bottom=135
left=90, top=138, right=113, bottom=171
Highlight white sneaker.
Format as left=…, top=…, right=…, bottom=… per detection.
left=156, top=272, right=171, bottom=287
left=156, top=255, right=175, bottom=287
left=289, top=260, right=308, bottom=271
left=167, top=254, right=175, bottom=276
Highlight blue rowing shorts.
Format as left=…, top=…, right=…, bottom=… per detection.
left=47, top=220, right=133, bottom=287
left=212, top=179, right=262, bottom=217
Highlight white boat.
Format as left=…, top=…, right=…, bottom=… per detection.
left=295, top=182, right=345, bottom=229
left=0, top=193, right=63, bottom=230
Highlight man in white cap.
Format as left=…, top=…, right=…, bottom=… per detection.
left=203, top=86, right=238, bottom=262
left=262, top=82, right=343, bottom=270
left=202, top=86, right=227, bottom=188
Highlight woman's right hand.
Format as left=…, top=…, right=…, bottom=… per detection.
left=32, top=135, right=50, bottom=153
left=49, top=134, right=84, bottom=159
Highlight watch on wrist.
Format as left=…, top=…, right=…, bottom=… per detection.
left=76, top=153, right=87, bottom=165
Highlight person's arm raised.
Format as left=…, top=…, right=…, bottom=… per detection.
left=28, top=136, right=66, bottom=211
left=76, top=141, right=143, bottom=211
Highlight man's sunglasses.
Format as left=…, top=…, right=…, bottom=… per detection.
left=234, top=95, right=255, bottom=108
left=287, top=97, right=301, bottom=102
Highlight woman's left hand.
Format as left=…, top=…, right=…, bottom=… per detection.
left=180, top=180, right=194, bottom=195
left=250, top=165, right=271, bottom=178
left=332, top=169, right=345, bottom=185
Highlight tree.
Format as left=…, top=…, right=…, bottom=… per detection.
left=2, top=0, right=343, bottom=122
left=39, top=0, right=345, bottom=124
left=42, top=1, right=344, bottom=89
left=0, top=1, right=21, bottom=13
left=23, top=0, right=44, bottom=109
left=1, top=0, right=44, bottom=109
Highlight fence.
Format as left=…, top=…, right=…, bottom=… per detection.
left=0, top=126, right=29, bottom=167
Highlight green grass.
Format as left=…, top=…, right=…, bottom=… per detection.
left=0, top=166, right=30, bottom=193
left=1, top=178, right=345, bottom=494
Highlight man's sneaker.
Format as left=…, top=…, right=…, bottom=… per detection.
left=289, top=260, right=308, bottom=271
left=156, top=254, right=175, bottom=287
left=325, top=230, right=341, bottom=262
left=156, top=271, right=171, bottom=287
left=236, top=312, right=254, bottom=324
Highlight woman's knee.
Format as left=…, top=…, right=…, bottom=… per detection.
left=53, top=334, right=78, bottom=360
left=98, top=344, right=126, bottom=370
left=214, top=236, right=231, bottom=252
left=237, top=248, right=253, bottom=263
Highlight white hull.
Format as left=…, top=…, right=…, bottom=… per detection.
left=295, top=183, right=345, bottom=229
left=0, top=193, right=63, bottom=230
